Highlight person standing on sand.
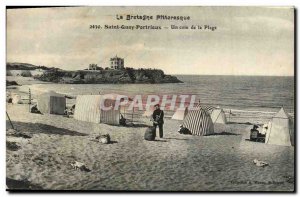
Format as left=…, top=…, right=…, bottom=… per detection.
left=152, top=104, right=164, bottom=138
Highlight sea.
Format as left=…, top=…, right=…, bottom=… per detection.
left=28, top=75, right=294, bottom=122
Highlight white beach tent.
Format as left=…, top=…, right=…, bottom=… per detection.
left=183, top=106, right=214, bottom=136
left=172, top=107, right=188, bottom=120
left=74, top=95, right=121, bottom=125
left=210, top=107, right=227, bottom=124
left=37, top=91, right=66, bottom=114
left=265, top=108, right=294, bottom=146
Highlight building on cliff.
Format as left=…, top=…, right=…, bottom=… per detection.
left=110, top=55, right=124, bottom=70
left=88, top=64, right=102, bottom=70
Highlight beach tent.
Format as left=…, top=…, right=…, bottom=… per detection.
left=37, top=91, right=66, bottom=115
left=12, top=94, right=22, bottom=104
left=74, top=95, right=120, bottom=125
left=195, top=103, right=215, bottom=113
left=265, top=108, right=294, bottom=146
left=201, top=105, right=215, bottom=114
left=195, top=104, right=227, bottom=124
left=210, top=108, right=227, bottom=124
left=183, top=106, right=214, bottom=136
left=172, top=107, right=188, bottom=120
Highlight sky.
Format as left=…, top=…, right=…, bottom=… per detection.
left=6, top=6, right=294, bottom=76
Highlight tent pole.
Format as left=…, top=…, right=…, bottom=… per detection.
left=132, top=107, right=134, bottom=123
left=28, top=88, right=31, bottom=112
left=6, top=111, right=14, bottom=130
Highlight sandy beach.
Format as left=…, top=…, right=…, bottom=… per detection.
left=6, top=77, right=294, bottom=191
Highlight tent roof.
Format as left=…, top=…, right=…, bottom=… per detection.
left=195, top=104, right=215, bottom=113
left=40, top=91, right=65, bottom=97
left=273, top=107, right=290, bottom=119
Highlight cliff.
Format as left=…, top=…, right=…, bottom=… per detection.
left=7, top=63, right=182, bottom=84
left=7, top=62, right=56, bottom=71
left=34, top=68, right=182, bottom=84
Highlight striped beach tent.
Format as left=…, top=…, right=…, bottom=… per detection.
left=195, top=104, right=227, bottom=124
left=183, top=106, right=214, bottom=136
left=195, top=103, right=215, bottom=113
left=74, top=95, right=120, bottom=125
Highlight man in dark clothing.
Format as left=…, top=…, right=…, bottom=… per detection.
left=152, top=104, right=164, bottom=138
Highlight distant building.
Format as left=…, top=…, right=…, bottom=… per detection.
left=89, top=64, right=97, bottom=70
left=110, top=55, right=124, bottom=70
left=88, top=64, right=101, bottom=70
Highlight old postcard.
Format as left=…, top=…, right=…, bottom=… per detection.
left=6, top=6, right=294, bottom=191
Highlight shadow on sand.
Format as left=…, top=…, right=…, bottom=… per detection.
left=226, top=121, right=253, bottom=125
left=126, top=123, right=150, bottom=128
left=6, top=178, right=43, bottom=190
left=154, top=139, right=168, bottom=142
left=163, top=137, right=189, bottom=141
left=9, top=121, right=88, bottom=136
left=244, top=139, right=264, bottom=143
left=209, top=131, right=240, bottom=136
left=6, top=141, right=21, bottom=151
left=107, top=123, right=150, bottom=128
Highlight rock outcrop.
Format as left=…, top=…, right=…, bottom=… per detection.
left=7, top=62, right=183, bottom=84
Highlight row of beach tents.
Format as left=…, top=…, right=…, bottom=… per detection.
left=34, top=92, right=294, bottom=147
left=170, top=106, right=294, bottom=146
left=36, top=92, right=121, bottom=125
left=169, top=105, right=294, bottom=147
left=144, top=105, right=226, bottom=136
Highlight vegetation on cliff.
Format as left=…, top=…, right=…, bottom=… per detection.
left=6, top=80, right=19, bottom=86
left=34, top=68, right=182, bottom=84
left=7, top=62, right=55, bottom=71
left=7, top=62, right=182, bottom=84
